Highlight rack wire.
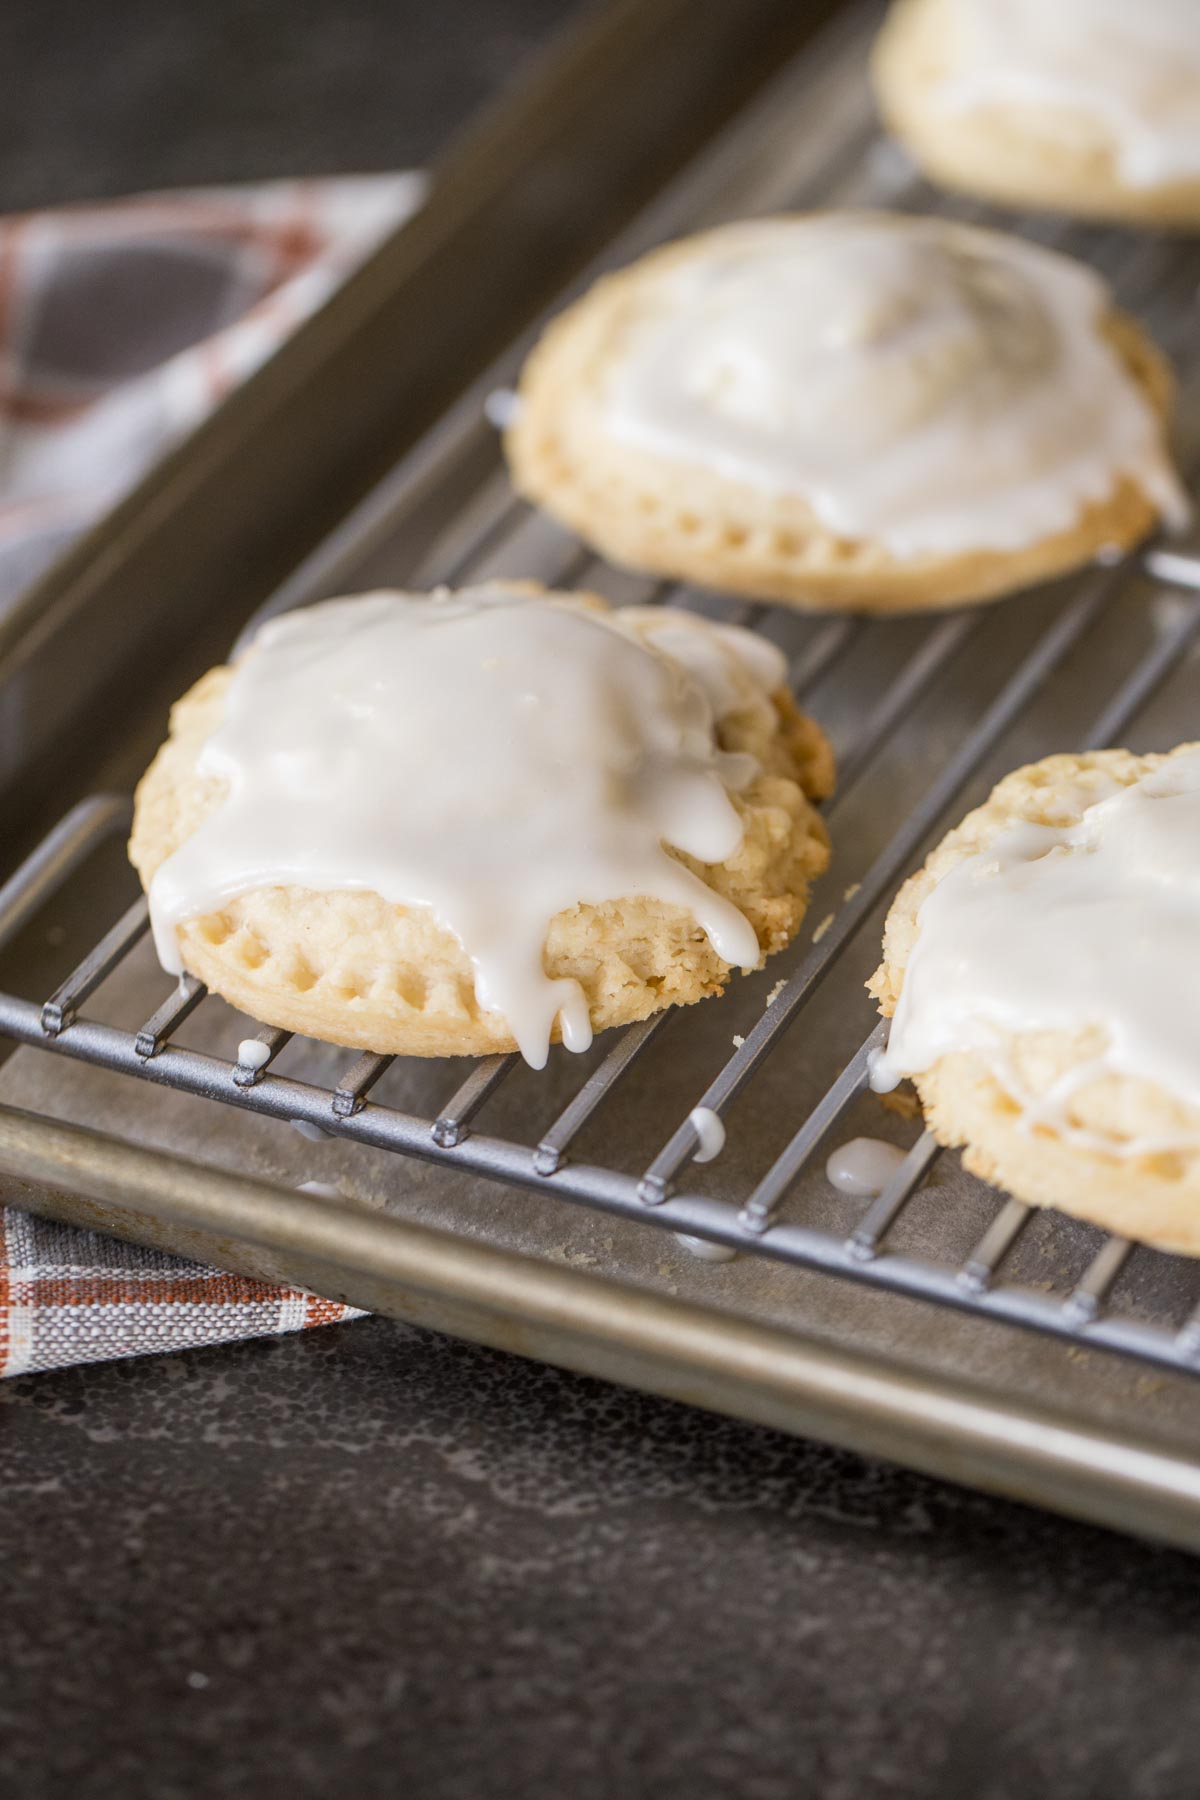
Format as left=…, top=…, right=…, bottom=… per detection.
left=4, top=1, right=1200, bottom=1394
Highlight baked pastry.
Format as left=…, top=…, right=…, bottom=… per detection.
left=869, top=744, right=1200, bottom=1254
left=130, top=584, right=833, bottom=1068
left=506, top=213, right=1187, bottom=615
left=873, top=0, right=1200, bottom=227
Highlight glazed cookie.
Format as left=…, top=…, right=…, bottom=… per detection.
left=506, top=214, right=1187, bottom=615
left=130, top=585, right=833, bottom=1068
left=873, top=0, right=1200, bottom=227
left=869, top=744, right=1200, bottom=1255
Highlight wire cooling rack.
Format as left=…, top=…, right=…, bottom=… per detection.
left=3, top=0, right=1200, bottom=1399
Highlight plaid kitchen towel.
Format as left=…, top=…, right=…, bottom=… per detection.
left=0, top=171, right=424, bottom=605
left=0, top=172, right=425, bottom=1374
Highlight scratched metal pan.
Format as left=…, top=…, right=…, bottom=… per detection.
left=4, top=0, right=1200, bottom=1549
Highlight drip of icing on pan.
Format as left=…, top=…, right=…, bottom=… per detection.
left=825, top=1137, right=907, bottom=1197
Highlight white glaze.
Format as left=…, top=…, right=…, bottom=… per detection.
left=940, top=0, right=1200, bottom=189
left=602, top=215, right=1188, bottom=558
left=237, top=1037, right=271, bottom=1071
left=825, top=1137, right=907, bottom=1197
left=297, top=1180, right=340, bottom=1199
left=675, top=1233, right=738, bottom=1263
left=290, top=1119, right=332, bottom=1142
left=149, top=587, right=786, bottom=1069
left=688, top=1105, right=727, bottom=1164
left=872, top=750, right=1200, bottom=1152
left=485, top=387, right=522, bottom=430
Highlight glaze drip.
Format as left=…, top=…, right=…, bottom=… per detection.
left=825, top=1138, right=907, bottom=1197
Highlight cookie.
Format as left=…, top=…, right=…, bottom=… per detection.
left=130, top=585, right=833, bottom=1068
left=873, top=0, right=1200, bottom=227
left=506, top=214, right=1185, bottom=616
left=869, top=744, right=1200, bottom=1255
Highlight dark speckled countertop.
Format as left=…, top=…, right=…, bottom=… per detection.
left=5, top=4, right=1200, bottom=1795
left=9, top=1322, right=1200, bottom=1799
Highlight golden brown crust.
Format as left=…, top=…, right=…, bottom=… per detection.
left=869, top=746, right=1200, bottom=1255
left=506, top=226, right=1176, bottom=616
left=130, top=597, right=834, bottom=1060
left=872, top=0, right=1200, bottom=227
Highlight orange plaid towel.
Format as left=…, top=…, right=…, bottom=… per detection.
left=0, top=1208, right=365, bottom=1377
left=0, top=173, right=423, bottom=1373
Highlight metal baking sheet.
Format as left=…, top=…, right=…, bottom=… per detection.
left=4, top=0, right=1200, bottom=1547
